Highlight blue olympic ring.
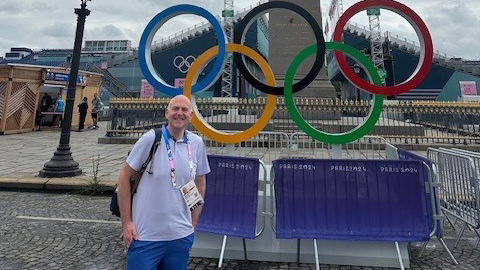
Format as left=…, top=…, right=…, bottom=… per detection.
left=138, top=5, right=227, bottom=96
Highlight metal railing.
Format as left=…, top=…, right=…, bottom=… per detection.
left=427, top=148, right=479, bottom=226
left=427, top=147, right=480, bottom=248
left=106, top=98, right=480, bottom=145
left=91, top=66, right=133, bottom=98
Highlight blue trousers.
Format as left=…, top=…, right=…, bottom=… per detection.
left=126, top=234, right=194, bottom=270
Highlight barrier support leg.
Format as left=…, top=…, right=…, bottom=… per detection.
left=313, top=239, right=320, bottom=270
left=297, top=238, right=300, bottom=265
left=454, top=223, right=467, bottom=248
left=417, top=242, right=428, bottom=258
left=439, top=238, right=458, bottom=265
left=444, top=213, right=456, bottom=231
left=394, top=242, right=405, bottom=270
left=242, top=238, right=248, bottom=261
left=468, top=226, right=480, bottom=249
left=218, top=235, right=227, bottom=268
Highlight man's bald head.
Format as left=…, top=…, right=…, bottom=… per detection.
left=167, top=95, right=192, bottom=112
left=165, top=95, right=193, bottom=131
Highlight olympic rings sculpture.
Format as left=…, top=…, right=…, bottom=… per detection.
left=138, top=0, right=433, bottom=145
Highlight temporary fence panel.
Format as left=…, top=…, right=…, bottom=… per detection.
left=427, top=148, right=480, bottom=228
left=195, top=131, right=290, bottom=164
left=289, top=133, right=388, bottom=160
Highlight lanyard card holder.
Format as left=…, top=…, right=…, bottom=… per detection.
left=181, top=180, right=204, bottom=212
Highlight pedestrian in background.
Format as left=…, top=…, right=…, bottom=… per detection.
left=40, top=93, right=52, bottom=112
left=77, top=97, right=88, bottom=132
left=91, top=92, right=102, bottom=129
left=51, top=93, right=64, bottom=127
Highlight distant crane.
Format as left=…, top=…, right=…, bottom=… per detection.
left=221, top=0, right=234, bottom=97
left=367, top=7, right=386, bottom=85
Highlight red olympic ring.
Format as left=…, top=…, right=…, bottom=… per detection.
left=333, top=0, right=434, bottom=96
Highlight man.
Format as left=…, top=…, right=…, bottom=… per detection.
left=91, top=92, right=102, bottom=129
left=77, top=97, right=88, bottom=132
left=40, top=93, right=52, bottom=112
left=117, top=95, right=209, bottom=270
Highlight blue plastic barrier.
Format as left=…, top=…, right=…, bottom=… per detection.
left=197, top=155, right=260, bottom=238
left=273, top=159, right=432, bottom=241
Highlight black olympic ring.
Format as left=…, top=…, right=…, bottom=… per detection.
left=233, top=1, right=326, bottom=96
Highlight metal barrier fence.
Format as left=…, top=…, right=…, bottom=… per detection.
left=427, top=148, right=480, bottom=248
left=437, top=148, right=480, bottom=248
left=290, top=133, right=388, bottom=160
left=107, top=98, right=480, bottom=145
left=446, top=148, right=480, bottom=182
left=196, top=131, right=290, bottom=165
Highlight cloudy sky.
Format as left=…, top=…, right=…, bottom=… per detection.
left=0, top=0, right=478, bottom=60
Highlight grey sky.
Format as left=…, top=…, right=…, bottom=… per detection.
left=0, top=0, right=478, bottom=60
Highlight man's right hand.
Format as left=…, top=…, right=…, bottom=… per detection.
left=122, top=221, right=139, bottom=249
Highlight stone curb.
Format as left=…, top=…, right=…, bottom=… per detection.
left=0, top=177, right=117, bottom=192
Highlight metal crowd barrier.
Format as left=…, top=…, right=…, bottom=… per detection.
left=288, top=133, right=389, bottom=160
left=437, top=148, right=480, bottom=249
left=427, top=148, right=480, bottom=248
left=193, top=131, right=290, bottom=164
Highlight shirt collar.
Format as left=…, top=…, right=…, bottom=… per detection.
left=164, top=125, right=188, bottom=143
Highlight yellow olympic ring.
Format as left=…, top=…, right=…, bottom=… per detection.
left=184, top=43, right=276, bottom=144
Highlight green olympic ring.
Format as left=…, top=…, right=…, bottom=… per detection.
left=284, top=42, right=384, bottom=145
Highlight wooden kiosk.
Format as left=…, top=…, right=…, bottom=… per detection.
left=0, top=64, right=102, bottom=134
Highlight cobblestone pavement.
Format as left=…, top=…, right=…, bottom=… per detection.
left=0, top=191, right=479, bottom=270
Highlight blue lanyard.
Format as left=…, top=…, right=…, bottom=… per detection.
left=162, top=125, right=193, bottom=188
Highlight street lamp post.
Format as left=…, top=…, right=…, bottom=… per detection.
left=39, top=0, right=91, bottom=177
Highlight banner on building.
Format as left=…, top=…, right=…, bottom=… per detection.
left=174, top=78, right=185, bottom=88
left=459, top=81, right=478, bottom=96
left=140, top=79, right=154, bottom=98
left=44, top=71, right=87, bottom=86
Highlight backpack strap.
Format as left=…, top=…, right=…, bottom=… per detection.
left=143, top=128, right=162, bottom=174
left=125, top=128, right=163, bottom=196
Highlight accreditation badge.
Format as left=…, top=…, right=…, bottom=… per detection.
left=180, top=180, right=204, bottom=212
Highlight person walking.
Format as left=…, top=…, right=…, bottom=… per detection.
left=77, top=97, right=88, bottom=132
left=117, top=95, right=210, bottom=270
left=91, top=92, right=102, bottom=129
